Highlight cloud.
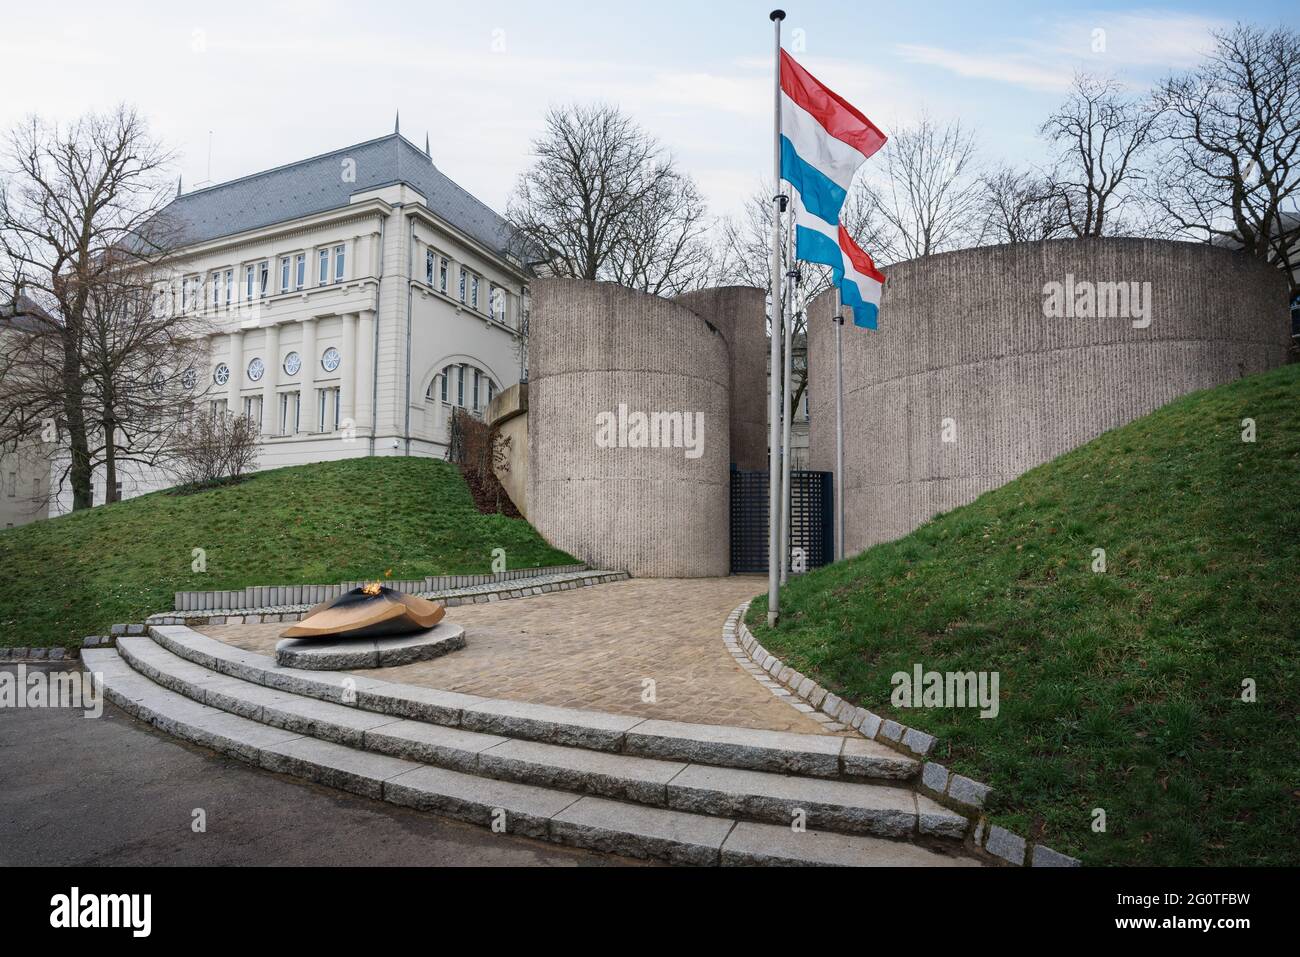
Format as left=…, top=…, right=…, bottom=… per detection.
left=895, top=10, right=1227, bottom=93
left=896, top=45, right=1075, bottom=93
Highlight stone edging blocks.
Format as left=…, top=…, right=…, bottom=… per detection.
left=725, top=601, right=1080, bottom=868
left=146, top=570, right=629, bottom=627
left=172, top=563, right=591, bottom=613
left=0, top=646, right=76, bottom=661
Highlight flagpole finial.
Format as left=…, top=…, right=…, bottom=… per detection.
left=770, top=9, right=785, bottom=20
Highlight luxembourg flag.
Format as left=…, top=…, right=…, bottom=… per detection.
left=779, top=49, right=887, bottom=328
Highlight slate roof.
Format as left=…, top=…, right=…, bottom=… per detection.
left=158, top=134, right=519, bottom=262
left=0, top=294, right=56, bottom=332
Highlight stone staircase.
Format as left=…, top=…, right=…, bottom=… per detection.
left=82, top=624, right=983, bottom=867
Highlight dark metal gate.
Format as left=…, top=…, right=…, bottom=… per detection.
left=730, top=466, right=834, bottom=574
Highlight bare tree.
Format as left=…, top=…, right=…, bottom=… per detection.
left=976, top=164, right=1067, bottom=244
left=1040, top=73, right=1161, bottom=238
left=167, top=411, right=259, bottom=488
left=1150, top=24, right=1300, bottom=296
left=869, top=114, right=982, bottom=261
left=507, top=102, right=714, bottom=295
left=80, top=258, right=212, bottom=502
left=0, top=106, right=189, bottom=509
left=714, top=179, right=891, bottom=415
left=715, top=178, right=891, bottom=294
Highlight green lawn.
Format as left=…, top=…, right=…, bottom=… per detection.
left=0, top=457, right=574, bottom=650
left=748, top=363, right=1300, bottom=866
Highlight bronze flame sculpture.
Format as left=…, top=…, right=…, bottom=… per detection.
left=280, top=584, right=446, bottom=640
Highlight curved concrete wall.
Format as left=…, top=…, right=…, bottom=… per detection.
left=529, top=279, right=730, bottom=577
left=808, top=238, right=1291, bottom=554
left=675, top=285, right=769, bottom=471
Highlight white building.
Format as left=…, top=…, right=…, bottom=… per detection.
left=47, top=131, right=531, bottom=516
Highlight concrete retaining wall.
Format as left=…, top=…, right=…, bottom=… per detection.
left=808, top=238, right=1292, bottom=554
left=529, top=279, right=730, bottom=577
left=486, top=382, right=530, bottom=518
left=675, top=285, right=769, bottom=471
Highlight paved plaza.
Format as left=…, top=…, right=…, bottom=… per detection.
left=201, top=577, right=836, bottom=734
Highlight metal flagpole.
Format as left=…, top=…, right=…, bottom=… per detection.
left=766, top=8, right=786, bottom=627
left=834, top=288, right=845, bottom=561
left=779, top=211, right=796, bottom=586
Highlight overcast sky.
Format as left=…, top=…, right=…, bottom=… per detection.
left=3, top=0, right=1297, bottom=222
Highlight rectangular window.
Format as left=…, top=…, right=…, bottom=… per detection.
left=459, top=269, right=466, bottom=303
left=32, top=477, right=40, bottom=499
left=224, top=269, right=234, bottom=305
left=259, top=261, right=269, bottom=297
left=181, top=277, right=189, bottom=312
left=114, top=481, right=123, bottom=502
left=334, top=245, right=345, bottom=283
left=211, top=272, right=221, bottom=308
left=471, top=275, right=479, bottom=310
left=209, top=398, right=227, bottom=421
left=245, top=265, right=255, bottom=300
left=426, top=248, right=435, bottom=285
left=456, top=365, right=465, bottom=406
left=439, top=257, right=448, bottom=294
left=280, top=391, right=300, bottom=434
left=295, top=254, right=306, bottom=290
left=472, top=369, right=481, bottom=412
left=440, top=366, right=449, bottom=402
left=6, top=472, right=15, bottom=497
left=318, top=388, right=340, bottom=432
left=491, top=285, right=506, bottom=324
left=487, top=379, right=496, bottom=405
left=242, top=395, right=263, bottom=431
left=318, top=249, right=329, bottom=286
left=280, top=257, right=291, bottom=292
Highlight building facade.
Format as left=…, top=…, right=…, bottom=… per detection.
left=45, top=132, right=529, bottom=517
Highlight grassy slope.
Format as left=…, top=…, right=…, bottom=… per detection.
left=749, top=363, right=1299, bottom=866
left=0, top=457, right=574, bottom=650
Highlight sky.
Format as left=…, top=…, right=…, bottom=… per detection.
left=3, top=0, right=1297, bottom=223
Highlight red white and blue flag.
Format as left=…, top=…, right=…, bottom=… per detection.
left=779, top=49, right=887, bottom=328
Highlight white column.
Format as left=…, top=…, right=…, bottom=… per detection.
left=226, top=330, right=244, bottom=414
left=299, top=318, right=317, bottom=433
left=355, top=310, right=374, bottom=435
left=341, top=312, right=358, bottom=427
left=262, top=323, right=280, bottom=434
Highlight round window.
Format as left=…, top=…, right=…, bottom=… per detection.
left=149, top=371, right=165, bottom=395
left=283, top=351, right=302, bottom=376
left=321, top=347, right=341, bottom=373
left=213, top=363, right=230, bottom=386
left=181, top=368, right=197, bottom=391
left=247, top=357, right=265, bottom=382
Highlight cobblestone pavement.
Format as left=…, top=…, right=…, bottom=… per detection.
left=202, top=577, right=838, bottom=734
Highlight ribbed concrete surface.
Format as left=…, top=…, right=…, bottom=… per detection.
left=675, top=285, right=769, bottom=471
left=808, top=238, right=1291, bottom=553
left=529, top=280, right=730, bottom=577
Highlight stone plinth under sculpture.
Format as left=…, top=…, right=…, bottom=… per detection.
left=275, top=584, right=464, bottom=670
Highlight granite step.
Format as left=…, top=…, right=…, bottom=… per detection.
left=82, top=649, right=976, bottom=867
left=143, top=624, right=918, bottom=781
left=113, top=637, right=953, bottom=837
